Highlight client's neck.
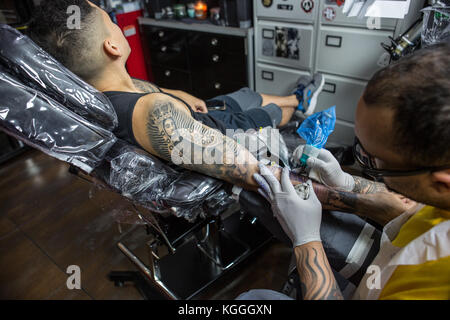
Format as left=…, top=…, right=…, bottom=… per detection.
left=91, top=63, right=139, bottom=93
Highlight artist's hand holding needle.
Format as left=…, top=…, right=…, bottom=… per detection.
left=253, top=164, right=323, bottom=248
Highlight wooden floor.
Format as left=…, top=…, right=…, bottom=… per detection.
left=0, top=149, right=292, bottom=300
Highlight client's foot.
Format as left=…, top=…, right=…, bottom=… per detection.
left=293, top=73, right=325, bottom=117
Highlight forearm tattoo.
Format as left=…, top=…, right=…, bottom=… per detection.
left=132, top=78, right=161, bottom=93
left=295, top=243, right=343, bottom=300
left=352, top=176, right=388, bottom=194
left=145, top=99, right=257, bottom=186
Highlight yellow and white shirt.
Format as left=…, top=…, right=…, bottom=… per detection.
left=353, top=205, right=450, bottom=300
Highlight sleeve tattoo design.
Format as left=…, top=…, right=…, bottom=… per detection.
left=145, top=99, right=257, bottom=185
left=352, top=176, right=388, bottom=194
left=295, top=244, right=344, bottom=300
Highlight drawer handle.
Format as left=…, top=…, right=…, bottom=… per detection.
left=161, top=46, right=167, bottom=52
left=211, top=38, right=219, bottom=46
left=214, top=83, right=221, bottom=90
left=158, top=31, right=165, bottom=38
left=325, top=35, right=342, bottom=48
left=262, top=71, right=274, bottom=81
left=164, top=70, right=171, bottom=77
left=323, top=82, right=336, bottom=94
left=212, top=54, right=220, bottom=63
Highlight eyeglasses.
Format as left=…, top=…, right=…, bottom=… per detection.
left=353, top=136, right=450, bottom=180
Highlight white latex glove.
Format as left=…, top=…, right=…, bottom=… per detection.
left=253, top=165, right=322, bottom=248
left=292, top=145, right=355, bottom=192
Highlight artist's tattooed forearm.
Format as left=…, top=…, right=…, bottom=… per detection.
left=132, top=78, right=161, bottom=93
left=145, top=99, right=257, bottom=186
left=295, top=243, right=343, bottom=300
left=352, top=176, right=388, bottom=194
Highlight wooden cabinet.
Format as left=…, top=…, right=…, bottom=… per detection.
left=140, top=18, right=254, bottom=100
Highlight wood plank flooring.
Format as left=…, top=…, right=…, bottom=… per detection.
left=0, top=150, right=291, bottom=300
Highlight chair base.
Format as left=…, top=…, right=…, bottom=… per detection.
left=109, top=210, right=273, bottom=300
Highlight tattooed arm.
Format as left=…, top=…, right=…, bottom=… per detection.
left=131, top=93, right=259, bottom=188
left=351, top=175, right=388, bottom=194
left=130, top=93, right=413, bottom=221
left=267, top=167, right=415, bottom=226
left=295, top=242, right=343, bottom=300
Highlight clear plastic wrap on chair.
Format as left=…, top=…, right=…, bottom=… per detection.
left=0, top=24, right=118, bottom=131
left=421, top=6, right=450, bottom=46
left=103, top=141, right=229, bottom=222
left=0, top=68, right=117, bottom=173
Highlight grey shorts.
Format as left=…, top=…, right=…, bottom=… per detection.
left=216, top=87, right=283, bottom=126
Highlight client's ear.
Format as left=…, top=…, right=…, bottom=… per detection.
left=103, top=39, right=122, bottom=58
left=432, top=169, right=450, bottom=191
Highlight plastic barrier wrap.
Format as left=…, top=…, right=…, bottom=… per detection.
left=421, top=6, right=450, bottom=46
left=90, top=140, right=231, bottom=222
left=0, top=24, right=234, bottom=222
left=0, top=67, right=116, bottom=173
left=0, top=24, right=118, bottom=131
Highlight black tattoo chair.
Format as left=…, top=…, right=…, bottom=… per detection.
left=0, top=24, right=273, bottom=299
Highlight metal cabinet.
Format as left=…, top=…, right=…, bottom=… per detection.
left=319, top=1, right=397, bottom=30
left=316, top=26, right=393, bottom=81
left=140, top=18, right=254, bottom=100
left=315, top=74, right=367, bottom=123
left=253, top=0, right=418, bottom=146
left=255, top=0, right=318, bottom=23
left=255, top=62, right=310, bottom=96
left=256, top=20, right=314, bottom=71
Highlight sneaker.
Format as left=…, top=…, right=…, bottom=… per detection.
left=293, top=73, right=325, bottom=117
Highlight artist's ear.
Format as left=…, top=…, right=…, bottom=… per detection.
left=431, top=169, right=450, bottom=192
left=103, top=39, right=122, bottom=58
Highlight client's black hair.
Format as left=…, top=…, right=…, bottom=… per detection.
left=363, top=43, right=450, bottom=166
left=28, top=0, right=106, bottom=81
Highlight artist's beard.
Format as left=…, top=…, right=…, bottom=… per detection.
left=384, top=178, right=450, bottom=211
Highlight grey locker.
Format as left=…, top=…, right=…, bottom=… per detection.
left=326, top=119, right=355, bottom=147
left=255, top=63, right=310, bottom=96
left=319, top=1, right=397, bottom=30
left=256, top=20, right=314, bottom=71
left=315, top=74, right=367, bottom=123
left=316, top=25, right=393, bottom=80
left=256, top=0, right=317, bottom=23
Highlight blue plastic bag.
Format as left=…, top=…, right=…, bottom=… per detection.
left=297, top=106, right=336, bottom=165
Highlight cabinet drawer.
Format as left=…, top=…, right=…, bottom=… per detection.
left=192, top=76, right=245, bottom=100
left=256, top=21, right=314, bottom=71
left=145, top=26, right=189, bottom=70
left=319, top=2, right=397, bottom=30
left=256, top=0, right=317, bottom=23
left=145, top=26, right=186, bottom=47
left=190, top=51, right=247, bottom=83
left=316, top=74, right=367, bottom=123
left=187, top=32, right=245, bottom=56
left=255, top=63, right=310, bottom=96
left=152, top=65, right=192, bottom=93
left=316, top=26, right=393, bottom=80
left=149, top=43, right=189, bottom=71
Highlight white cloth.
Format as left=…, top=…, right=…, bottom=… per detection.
left=352, top=203, right=450, bottom=300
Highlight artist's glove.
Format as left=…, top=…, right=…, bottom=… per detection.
left=292, top=145, right=355, bottom=192
left=253, top=165, right=322, bottom=248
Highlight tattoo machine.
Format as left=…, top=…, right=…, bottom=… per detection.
left=296, top=106, right=336, bottom=173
